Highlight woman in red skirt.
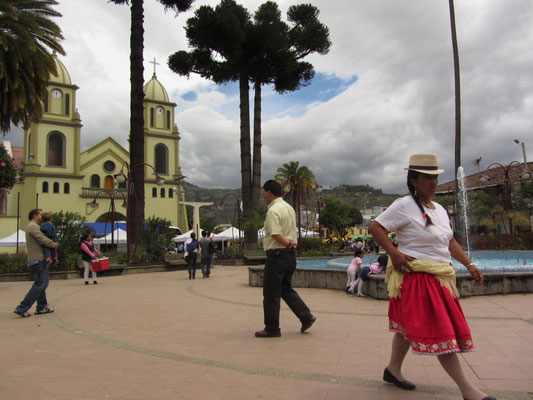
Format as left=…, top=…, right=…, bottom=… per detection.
left=369, top=154, right=495, bottom=400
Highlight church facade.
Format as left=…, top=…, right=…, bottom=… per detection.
left=0, top=55, right=188, bottom=238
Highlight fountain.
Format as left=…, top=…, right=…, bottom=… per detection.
left=457, top=166, right=471, bottom=257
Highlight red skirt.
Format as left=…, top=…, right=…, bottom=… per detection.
left=388, top=271, right=474, bottom=355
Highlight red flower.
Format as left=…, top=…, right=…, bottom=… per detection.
left=0, top=162, right=5, bottom=167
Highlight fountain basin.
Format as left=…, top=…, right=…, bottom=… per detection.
left=248, top=252, right=533, bottom=299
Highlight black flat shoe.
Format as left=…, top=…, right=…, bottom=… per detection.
left=383, top=367, right=416, bottom=390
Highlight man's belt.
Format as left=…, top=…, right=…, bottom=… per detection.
left=265, top=248, right=295, bottom=254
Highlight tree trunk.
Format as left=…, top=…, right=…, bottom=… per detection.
left=448, top=0, right=461, bottom=189
left=239, top=72, right=254, bottom=248
left=129, top=0, right=146, bottom=258
left=249, top=82, right=262, bottom=245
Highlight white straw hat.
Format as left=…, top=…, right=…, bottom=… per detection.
left=404, top=154, right=444, bottom=174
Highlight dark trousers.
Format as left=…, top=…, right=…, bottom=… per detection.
left=186, top=252, right=197, bottom=279
left=263, top=251, right=311, bottom=334
left=201, top=256, right=212, bottom=277
left=15, top=261, right=49, bottom=313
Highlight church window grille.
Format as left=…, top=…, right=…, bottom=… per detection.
left=160, top=188, right=165, bottom=198
left=47, top=132, right=65, bottom=167
left=27, top=133, right=32, bottom=160
left=166, top=111, right=171, bottom=129
left=42, top=182, right=49, bottom=193
left=44, top=97, right=48, bottom=112
left=64, top=183, right=70, bottom=194
left=53, top=182, right=60, bottom=193
left=169, top=189, right=173, bottom=198
left=154, top=144, right=168, bottom=174
left=65, top=94, right=70, bottom=115
left=152, top=187, right=157, bottom=197
left=150, top=108, right=154, bottom=127
left=91, top=174, right=100, bottom=188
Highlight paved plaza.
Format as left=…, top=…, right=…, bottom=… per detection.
left=1, top=265, right=532, bottom=400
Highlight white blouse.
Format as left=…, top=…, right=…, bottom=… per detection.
left=375, top=195, right=453, bottom=264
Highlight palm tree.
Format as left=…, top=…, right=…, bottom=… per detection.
left=109, top=0, right=193, bottom=255
left=275, top=161, right=319, bottom=248
left=448, top=0, right=461, bottom=182
left=0, top=0, right=65, bottom=133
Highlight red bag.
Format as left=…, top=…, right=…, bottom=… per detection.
left=91, top=257, right=109, bottom=272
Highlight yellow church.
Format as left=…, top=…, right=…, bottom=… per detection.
left=0, top=55, right=188, bottom=239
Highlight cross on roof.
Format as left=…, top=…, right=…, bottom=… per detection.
left=150, top=57, right=160, bottom=76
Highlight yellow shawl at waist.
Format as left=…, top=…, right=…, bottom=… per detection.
left=385, top=259, right=459, bottom=299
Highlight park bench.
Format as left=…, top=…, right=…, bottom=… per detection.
left=243, top=250, right=267, bottom=265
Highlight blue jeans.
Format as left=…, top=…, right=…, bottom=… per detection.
left=15, top=261, right=50, bottom=313
left=201, top=256, right=212, bottom=277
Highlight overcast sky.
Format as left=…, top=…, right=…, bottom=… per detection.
left=5, top=0, right=532, bottom=194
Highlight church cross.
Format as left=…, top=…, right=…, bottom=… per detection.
left=150, top=57, right=160, bottom=75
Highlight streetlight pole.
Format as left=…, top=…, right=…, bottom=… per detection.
left=514, top=139, right=528, bottom=167
left=217, top=194, right=242, bottom=248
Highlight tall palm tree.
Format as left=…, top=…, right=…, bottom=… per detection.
left=109, top=0, right=193, bottom=255
left=275, top=161, right=316, bottom=209
left=448, top=0, right=461, bottom=182
left=0, top=0, right=65, bottom=133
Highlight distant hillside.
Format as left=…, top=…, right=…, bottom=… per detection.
left=180, top=183, right=402, bottom=226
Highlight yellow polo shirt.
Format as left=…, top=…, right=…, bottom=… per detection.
left=263, top=197, right=297, bottom=251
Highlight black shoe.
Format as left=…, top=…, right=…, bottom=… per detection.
left=463, top=397, right=497, bottom=400
left=255, top=329, right=281, bottom=338
left=383, top=367, right=416, bottom=390
left=301, top=315, right=316, bottom=333
left=93, top=281, right=98, bottom=284
left=14, top=310, right=31, bottom=318
left=85, top=281, right=89, bottom=285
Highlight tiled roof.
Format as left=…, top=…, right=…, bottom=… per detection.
left=436, top=161, right=533, bottom=194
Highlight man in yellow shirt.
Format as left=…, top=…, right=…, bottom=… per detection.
left=255, top=180, right=316, bottom=338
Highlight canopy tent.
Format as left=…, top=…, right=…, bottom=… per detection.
left=171, top=230, right=193, bottom=243
left=0, top=230, right=26, bottom=247
left=93, top=228, right=127, bottom=244
left=257, top=228, right=319, bottom=238
left=83, top=222, right=126, bottom=235
left=212, top=227, right=243, bottom=242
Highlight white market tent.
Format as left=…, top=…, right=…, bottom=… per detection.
left=0, top=230, right=26, bottom=247
left=93, top=228, right=127, bottom=244
left=171, top=230, right=193, bottom=243
left=212, top=227, right=243, bottom=242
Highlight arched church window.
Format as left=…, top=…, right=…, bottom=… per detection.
left=154, top=144, right=168, bottom=174
left=53, top=182, right=60, bottom=193
left=42, top=182, right=49, bottom=193
left=152, top=187, right=157, bottom=198
left=169, top=189, right=174, bottom=198
left=150, top=108, right=154, bottom=127
left=64, top=183, right=70, bottom=194
left=65, top=94, right=70, bottom=116
left=47, top=132, right=65, bottom=167
left=166, top=111, right=171, bottom=129
left=44, top=97, right=48, bottom=113
left=160, top=188, right=165, bottom=198
left=91, top=174, right=100, bottom=188
left=27, top=133, right=32, bottom=160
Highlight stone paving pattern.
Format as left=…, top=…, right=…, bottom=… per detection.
left=1, top=265, right=532, bottom=400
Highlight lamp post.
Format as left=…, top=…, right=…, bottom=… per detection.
left=514, top=139, right=528, bottom=167
left=217, top=194, right=242, bottom=248
left=479, top=161, right=530, bottom=234
left=114, top=161, right=165, bottom=262
left=88, top=189, right=127, bottom=247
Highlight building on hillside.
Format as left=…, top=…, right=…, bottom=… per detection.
left=0, top=54, right=188, bottom=238
left=435, top=162, right=532, bottom=234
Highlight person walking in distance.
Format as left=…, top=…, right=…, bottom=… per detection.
left=13, top=209, right=58, bottom=317
left=255, top=180, right=316, bottom=338
left=199, top=230, right=215, bottom=278
left=184, top=232, right=200, bottom=279
left=80, top=233, right=102, bottom=285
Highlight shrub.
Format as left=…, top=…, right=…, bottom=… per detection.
left=0, top=252, right=27, bottom=274
left=299, top=237, right=322, bottom=251
left=141, top=217, right=175, bottom=262
left=52, top=211, right=89, bottom=268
